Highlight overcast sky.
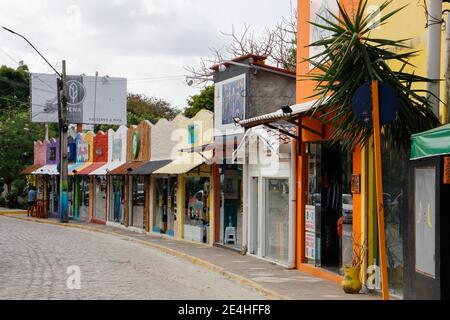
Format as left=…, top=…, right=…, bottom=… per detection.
left=0, top=0, right=296, bottom=110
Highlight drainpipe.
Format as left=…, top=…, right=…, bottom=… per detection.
left=426, top=0, right=443, bottom=120
left=288, top=141, right=297, bottom=269
left=444, top=11, right=450, bottom=124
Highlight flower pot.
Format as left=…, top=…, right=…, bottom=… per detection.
left=341, top=265, right=362, bottom=294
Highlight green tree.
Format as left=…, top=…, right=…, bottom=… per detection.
left=184, top=85, right=214, bottom=118
left=0, top=64, right=30, bottom=111
left=304, top=0, right=439, bottom=150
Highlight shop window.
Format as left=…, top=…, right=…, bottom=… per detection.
left=265, top=178, right=289, bottom=263
left=49, top=147, right=57, bottom=161
left=185, top=177, right=210, bottom=243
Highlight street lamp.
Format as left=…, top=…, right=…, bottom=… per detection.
left=2, top=26, right=70, bottom=223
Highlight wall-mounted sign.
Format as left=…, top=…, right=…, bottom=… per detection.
left=351, top=174, right=361, bottom=194
left=305, top=231, right=316, bottom=260
left=132, top=132, right=140, bottom=159
left=305, top=205, right=316, bottom=232
left=113, top=138, right=122, bottom=161
left=188, top=124, right=197, bottom=145
left=444, top=157, right=450, bottom=185
left=214, top=73, right=246, bottom=136
left=77, top=142, right=89, bottom=162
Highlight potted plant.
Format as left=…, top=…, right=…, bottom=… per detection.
left=341, top=238, right=366, bottom=294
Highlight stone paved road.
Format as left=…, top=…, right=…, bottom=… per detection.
left=0, top=216, right=266, bottom=300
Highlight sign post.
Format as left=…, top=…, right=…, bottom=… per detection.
left=370, top=80, right=389, bottom=300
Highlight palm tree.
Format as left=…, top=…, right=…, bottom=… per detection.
left=304, top=0, right=439, bottom=150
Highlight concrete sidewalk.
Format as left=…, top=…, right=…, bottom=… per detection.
left=0, top=213, right=379, bottom=300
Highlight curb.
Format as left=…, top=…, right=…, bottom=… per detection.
left=3, top=215, right=289, bottom=300
left=0, top=211, right=28, bottom=215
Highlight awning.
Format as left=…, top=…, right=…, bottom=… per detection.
left=153, top=155, right=205, bottom=175
left=76, top=162, right=107, bottom=175
left=237, top=99, right=325, bottom=128
left=88, top=162, right=125, bottom=176
left=32, top=164, right=59, bottom=176
left=22, top=164, right=44, bottom=175
left=411, top=123, right=450, bottom=160
left=129, top=160, right=173, bottom=175
left=107, top=161, right=146, bottom=175
left=233, top=125, right=294, bottom=161
left=69, top=163, right=91, bottom=176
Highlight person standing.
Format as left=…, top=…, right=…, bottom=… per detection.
left=27, top=186, right=37, bottom=216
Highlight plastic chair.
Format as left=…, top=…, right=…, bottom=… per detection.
left=225, top=226, right=236, bottom=245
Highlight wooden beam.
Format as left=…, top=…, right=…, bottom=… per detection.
left=371, top=80, right=389, bottom=300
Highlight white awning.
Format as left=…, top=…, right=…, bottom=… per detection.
left=237, top=98, right=327, bottom=128
left=89, top=162, right=125, bottom=176
left=32, top=164, right=59, bottom=176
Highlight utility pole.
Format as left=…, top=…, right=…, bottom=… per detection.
left=59, top=60, right=69, bottom=223
left=426, top=0, right=443, bottom=120
left=1, top=26, right=70, bottom=223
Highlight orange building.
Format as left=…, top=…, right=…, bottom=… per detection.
left=295, top=0, right=365, bottom=283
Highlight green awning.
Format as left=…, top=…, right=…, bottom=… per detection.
left=410, top=124, right=450, bottom=160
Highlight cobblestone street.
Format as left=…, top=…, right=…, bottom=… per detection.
left=0, top=216, right=266, bottom=300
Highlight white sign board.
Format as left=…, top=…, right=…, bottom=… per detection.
left=306, top=231, right=316, bottom=260
left=214, top=73, right=246, bottom=136
left=31, top=73, right=127, bottom=125
left=310, top=0, right=339, bottom=69
left=414, top=167, right=436, bottom=278
left=305, top=205, right=316, bottom=232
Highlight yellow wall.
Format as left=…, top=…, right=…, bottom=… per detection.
left=367, top=0, right=450, bottom=122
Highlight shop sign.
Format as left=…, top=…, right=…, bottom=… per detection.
left=444, top=157, right=450, bottom=185
left=77, top=143, right=89, bottom=162
left=113, top=138, right=122, bottom=161
left=305, top=205, right=315, bottom=232
left=305, top=231, right=316, bottom=260
left=132, top=132, right=140, bottom=159
left=351, top=174, right=361, bottom=194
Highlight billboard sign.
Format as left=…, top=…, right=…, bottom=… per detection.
left=31, top=73, right=127, bottom=125
left=214, top=73, right=246, bottom=136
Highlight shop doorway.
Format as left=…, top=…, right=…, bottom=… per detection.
left=153, top=177, right=177, bottom=236
left=110, top=176, right=125, bottom=224
left=131, top=176, right=145, bottom=229
left=219, top=165, right=243, bottom=249
left=307, top=142, right=353, bottom=274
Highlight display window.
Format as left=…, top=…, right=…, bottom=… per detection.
left=94, top=176, right=107, bottom=221
left=184, top=177, right=210, bottom=243
left=305, top=142, right=353, bottom=275
left=265, top=178, right=290, bottom=263
left=153, top=177, right=177, bottom=236
left=131, top=176, right=145, bottom=228
left=79, top=176, right=90, bottom=222
left=110, top=176, right=125, bottom=224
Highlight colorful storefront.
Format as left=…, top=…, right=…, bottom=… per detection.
left=68, top=131, right=94, bottom=221
left=108, top=121, right=151, bottom=232
left=99, top=126, right=128, bottom=226
left=132, top=118, right=179, bottom=236
left=153, top=110, right=215, bottom=244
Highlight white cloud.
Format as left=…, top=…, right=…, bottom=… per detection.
left=0, top=0, right=295, bottom=109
